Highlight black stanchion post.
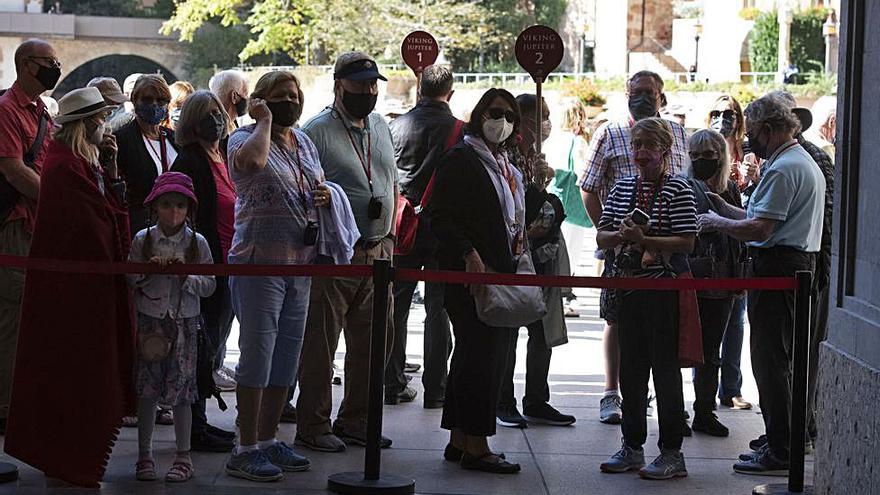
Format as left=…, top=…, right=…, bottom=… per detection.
left=327, top=259, right=415, bottom=495
left=753, top=270, right=814, bottom=495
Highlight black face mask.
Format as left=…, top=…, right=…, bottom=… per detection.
left=711, top=115, right=736, bottom=137
left=197, top=114, right=225, bottom=142
left=34, top=63, right=61, bottom=90
left=628, top=93, right=658, bottom=121
left=266, top=100, right=299, bottom=127
left=749, top=128, right=770, bottom=159
left=692, top=157, right=720, bottom=181
left=342, top=91, right=377, bottom=119
left=234, top=97, right=248, bottom=117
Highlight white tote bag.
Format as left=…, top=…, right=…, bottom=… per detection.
left=474, top=252, right=547, bottom=328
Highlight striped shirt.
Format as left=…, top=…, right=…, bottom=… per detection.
left=579, top=120, right=690, bottom=202
left=598, top=175, right=697, bottom=278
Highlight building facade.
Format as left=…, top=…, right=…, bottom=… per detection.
left=815, top=0, right=880, bottom=493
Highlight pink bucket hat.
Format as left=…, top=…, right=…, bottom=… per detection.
left=144, top=172, right=199, bottom=207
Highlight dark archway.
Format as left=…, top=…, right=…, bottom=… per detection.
left=52, top=54, right=178, bottom=99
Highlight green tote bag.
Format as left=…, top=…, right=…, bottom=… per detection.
left=549, top=137, right=593, bottom=228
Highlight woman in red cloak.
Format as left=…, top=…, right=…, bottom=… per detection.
left=3, top=87, right=136, bottom=488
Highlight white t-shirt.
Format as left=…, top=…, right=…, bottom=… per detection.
left=142, top=135, right=179, bottom=176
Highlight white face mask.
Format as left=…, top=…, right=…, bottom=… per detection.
left=482, top=117, right=514, bottom=144
left=89, top=122, right=107, bottom=145
left=541, top=120, right=552, bottom=142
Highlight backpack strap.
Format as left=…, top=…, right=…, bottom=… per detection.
left=421, top=119, right=464, bottom=208
left=23, top=110, right=49, bottom=168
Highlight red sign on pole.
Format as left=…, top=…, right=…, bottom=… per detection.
left=515, top=25, right=564, bottom=83
left=401, top=31, right=439, bottom=75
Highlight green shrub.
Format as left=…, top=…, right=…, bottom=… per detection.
left=748, top=8, right=830, bottom=79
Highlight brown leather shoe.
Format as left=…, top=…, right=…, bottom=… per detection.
left=721, top=396, right=753, bottom=410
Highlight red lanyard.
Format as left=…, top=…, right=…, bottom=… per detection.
left=278, top=134, right=312, bottom=210
left=636, top=175, right=666, bottom=228
left=342, top=121, right=372, bottom=190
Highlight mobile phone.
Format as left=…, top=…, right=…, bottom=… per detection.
left=630, top=208, right=650, bottom=226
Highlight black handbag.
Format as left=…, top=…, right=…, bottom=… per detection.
left=0, top=111, right=49, bottom=222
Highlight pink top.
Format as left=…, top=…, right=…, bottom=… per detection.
left=210, top=159, right=236, bottom=262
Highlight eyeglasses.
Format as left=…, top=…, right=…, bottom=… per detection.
left=28, top=56, right=61, bottom=69
left=487, top=107, right=517, bottom=123
left=631, top=138, right=664, bottom=152
left=709, top=109, right=736, bottom=120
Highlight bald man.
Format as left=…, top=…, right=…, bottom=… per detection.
left=0, top=38, right=59, bottom=434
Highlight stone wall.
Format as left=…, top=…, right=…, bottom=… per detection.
left=626, top=0, right=673, bottom=52
left=815, top=344, right=880, bottom=494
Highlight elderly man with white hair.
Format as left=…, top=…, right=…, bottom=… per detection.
left=697, top=92, right=825, bottom=477
left=209, top=70, right=249, bottom=137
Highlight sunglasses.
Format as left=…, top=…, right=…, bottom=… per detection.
left=487, top=107, right=518, bottom=123
left=709, top=109, right=736, bottom=120
left=28, top=56, right=62, bottom=69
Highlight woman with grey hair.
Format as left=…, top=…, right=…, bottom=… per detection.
left=686, top=129, right=744, bottom=438
left=170, top=89, right=238, bottom=453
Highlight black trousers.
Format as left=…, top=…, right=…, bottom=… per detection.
left=619, top=289, right=684, bottom=451
left=441, top=284, right=517, bottom=436
left=498, top=320, right=551, bottom=410
left=385, top=220, right=451, bottom=400
left=192, top=275, right=236, bottom=432
left=748, top=248, right=816, bottom=460
left=693, top=297, right=735, bottom=415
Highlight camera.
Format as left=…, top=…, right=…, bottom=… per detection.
left=614, top=208, right=650, bottom=271
left=367, top=197, right=382, bottom=220
left=303, top=221, right=318, bottom=246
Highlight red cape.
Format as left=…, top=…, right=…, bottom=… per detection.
left=4, top=141, right=136, bottom=488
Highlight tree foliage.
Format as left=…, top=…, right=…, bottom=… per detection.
left=49, top=0, right=174, bottom=18
left=748, top=8, right=830, bottom=78
left=163, top=0, right=568, bottom=71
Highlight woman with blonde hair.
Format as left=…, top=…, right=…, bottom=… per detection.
left=706, top=95, right=749, bottom=189
left=5, top=87, right=136, bottom=487
left=168, top=80, right=195, bottom=129
left=686, top=129, right=744, bottom=436
left=596, top=117, right=696, bottom=480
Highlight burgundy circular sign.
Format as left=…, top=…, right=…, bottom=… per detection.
left=401, top=31, right=439, bottom=74
left=515, top=25, right=564, bottom=83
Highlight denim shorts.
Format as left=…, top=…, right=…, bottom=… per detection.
left=229, top=275, right=311, bottom=388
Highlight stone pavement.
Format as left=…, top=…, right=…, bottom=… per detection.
left=0, top=230, right=814, bottom=494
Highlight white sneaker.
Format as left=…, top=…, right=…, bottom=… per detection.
left=599, top=394, right=622, bottom=424
left=214, top=369, right=236, bottom=392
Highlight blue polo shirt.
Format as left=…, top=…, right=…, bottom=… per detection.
left=302, top=107, right=397, bottom=242
left=746, top=141, right=825, bottom=252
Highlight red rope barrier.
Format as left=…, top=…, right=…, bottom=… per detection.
left=0, top=254, right=797, bottom=290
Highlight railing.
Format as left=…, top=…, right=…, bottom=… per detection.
left=229, top=65, right=778, bottom=88
left=670, top=71, right=778, bottom=87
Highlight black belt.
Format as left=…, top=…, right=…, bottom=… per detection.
left=748, top=245, right=809, bottom=258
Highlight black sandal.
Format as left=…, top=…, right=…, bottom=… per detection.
left=460, top=452, right=520, bottom=474
left=444, top=444, right=505, bottom=462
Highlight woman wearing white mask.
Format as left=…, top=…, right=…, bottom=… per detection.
left=427, top=88, right=524, bottom=474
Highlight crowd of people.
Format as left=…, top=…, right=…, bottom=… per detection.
left=0, top=37, right=834, bottom=486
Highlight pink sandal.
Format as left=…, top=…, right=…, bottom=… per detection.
left=165, top=458, right=194, bottom=482
left=135, top=459, right=156, bottom=481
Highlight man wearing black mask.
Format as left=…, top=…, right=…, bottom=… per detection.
left=296, top=52, right=399, bottom=453
left=208, top=70, right=249, bottom=162
left=578, top=70, right=690, bottom=427
left=0, top=38, right=59, bottom=434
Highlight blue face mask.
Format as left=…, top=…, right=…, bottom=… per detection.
left=136, top=102, right=168, bottom=126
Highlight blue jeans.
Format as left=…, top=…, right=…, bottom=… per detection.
left=230, top=275, right=311, bottom=388
left=718, top=296, right=746, bottom=400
